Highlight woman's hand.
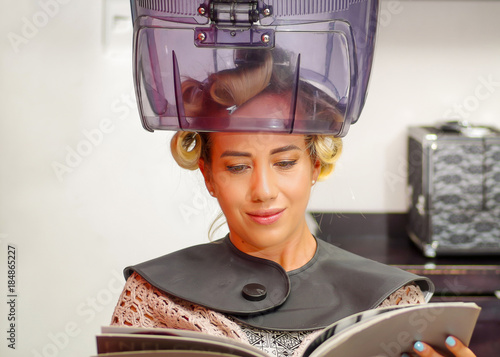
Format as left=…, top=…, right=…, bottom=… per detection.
left=402, top=336, right=476, bottom=357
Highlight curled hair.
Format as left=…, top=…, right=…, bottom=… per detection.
left=171, top=131, right=342, bottom=180
left=170, top=131, right=209, bottom=170
left=181, top=51, right=273, bottom=117
left=171, top=48, right=343, bottom=179
left=305, top=135, right=343, bottom=180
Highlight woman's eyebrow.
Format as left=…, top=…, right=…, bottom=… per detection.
left=220, top=144, right=301, bottom=158
left=270, top=144, right=301, bottom=155
left=220, top=150, right=252, bottom=158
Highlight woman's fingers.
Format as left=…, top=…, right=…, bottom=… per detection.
left=408, top=336, right=476, bottom=357
left=411, top=341, right=442, bottom=357
left=443, top=336, right=476, bottom=357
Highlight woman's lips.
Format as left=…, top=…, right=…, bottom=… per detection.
left=247, top=209, right=285, bottom=225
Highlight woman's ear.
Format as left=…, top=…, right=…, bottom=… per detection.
left=312, top=158, right=321, bottom=184
left=199, top=158, right=215, bottom=195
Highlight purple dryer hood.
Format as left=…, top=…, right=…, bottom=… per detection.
left=130, top=0, right=379, bottom=136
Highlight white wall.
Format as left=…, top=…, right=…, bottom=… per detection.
left=0, top=1, right=499, bottom=356
left=311, top=0, right=500, bottom=213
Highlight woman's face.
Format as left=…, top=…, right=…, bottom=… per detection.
left=199, top=94, right=320, bottom=255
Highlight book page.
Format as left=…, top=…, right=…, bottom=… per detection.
left=97, top=326, right=268, bottom=357
left=308, top=302, right=480, bottom=357
left=94, top=351, right=243, bottom=357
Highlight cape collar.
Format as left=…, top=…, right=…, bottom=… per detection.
left=125, top=235, right=434, bottom=330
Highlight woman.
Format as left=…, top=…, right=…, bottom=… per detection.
left=111, top=50, right=476, bottom=357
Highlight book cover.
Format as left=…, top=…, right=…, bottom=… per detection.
left=95, top=302, right=480, bottom=357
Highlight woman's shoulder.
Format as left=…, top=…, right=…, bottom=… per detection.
left=117, top=237, right=434, bottom=330
left=123, top=238, right=227, bottom=279
left=315, top=238, right=434, bottom=301
left=112, top=271, right=248, bottom=341
left=122, top=237, right=291, bottom=317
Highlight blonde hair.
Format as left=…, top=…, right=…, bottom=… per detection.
left=306, top=135, right=342, bottom=180
left=171, top=131, right=341, bottom=180
left=181, top=51, right=273, bottom=117
left=171, top=48, right=343, bottom=180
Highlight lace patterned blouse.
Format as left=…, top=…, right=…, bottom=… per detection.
left=110, top=272, right=425, bottom=357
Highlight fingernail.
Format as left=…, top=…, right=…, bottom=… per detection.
left=446, top=336, right=456, bottom=347
left=414, top=341, right=425, bottom=352
left=402, top=353, right=411, bottom=357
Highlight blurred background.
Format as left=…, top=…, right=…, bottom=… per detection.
left=1, top=1, right=499, bottom=356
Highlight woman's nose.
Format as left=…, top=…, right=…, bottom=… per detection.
left=250, top=164, right=278, bottom=202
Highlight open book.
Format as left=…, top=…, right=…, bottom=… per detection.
left=95, top=302, right=480, bottom=357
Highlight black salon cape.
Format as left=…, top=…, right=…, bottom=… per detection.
left=124, top=235, right=434, bottom=331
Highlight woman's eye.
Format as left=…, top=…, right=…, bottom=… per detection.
left=275, top=160, right=297, bottom=169
left=226, top=165, right=249, bottom=174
